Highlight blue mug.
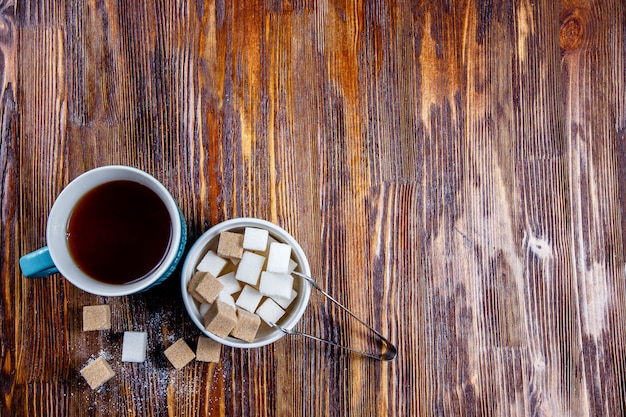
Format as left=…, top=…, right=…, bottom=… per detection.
left=20, top=166, right=187, bottom=296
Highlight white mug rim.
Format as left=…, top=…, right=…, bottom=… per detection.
left=46, top=165, right=183, bottom=296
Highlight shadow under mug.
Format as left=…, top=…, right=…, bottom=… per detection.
left=19, top=165, right=187, bottom=296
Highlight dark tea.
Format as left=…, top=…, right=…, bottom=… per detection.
left=66, top=180, right=172, bottom=285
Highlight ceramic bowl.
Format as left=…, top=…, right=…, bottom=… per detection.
left=181, top=218, right=311, bottom=348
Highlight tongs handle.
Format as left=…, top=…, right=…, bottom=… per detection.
left=270, top=273, right=397, bottom=361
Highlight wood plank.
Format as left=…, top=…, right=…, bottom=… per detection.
left=2, top=0, right=626, bottom=415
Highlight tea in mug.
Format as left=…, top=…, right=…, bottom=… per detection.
left=66, top=180, right=172, bottom=285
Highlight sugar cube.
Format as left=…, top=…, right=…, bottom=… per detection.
left=256, top=298, right=286, bottom=325
left=204, top=301, right=238, bottom=338
left=235, top=285, right=264, bottom=313
left=259, top=235, right=278, bottom=257
left=243, top=227, right=269, bottom=251
left=193, top=272, right=224, bottom=304
left=266, top=242, right=292, bottom=273
left=288, top=259, right=298, bottom=273
left=199, top=303, right=211, bottom=316
left=273, top=289, right=298, bottom=309
left=83, top=305, right=111, bottom=331
left=196, top=250, right=228, bottom=276
left=196, top=336, right=221, bottom=363
left=164, top=339, right=196, bottom=370
left=235, top=251, right=265, bottom=286
left=121, top=331, right=148, bottom=363
left=217, top=292, right=236, bottom=308
left=217, top=232, right=244, bottom=260
left=187, top=271, right=206, bottom=300
left=218, top=272, right=242, bottom=295
left=259, top=271, right=294, bottom=300
left=230, top=308, right=261, bottom=342
left=80, top=357, right=115, bottom=389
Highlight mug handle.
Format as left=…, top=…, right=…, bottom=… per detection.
left=20, top=247, right=60, bottom=278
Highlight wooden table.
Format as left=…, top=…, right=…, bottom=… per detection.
left=2, top=1, right=626, bottom=415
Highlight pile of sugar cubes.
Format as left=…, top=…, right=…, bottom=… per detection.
left=187, top=226, right=299, bottom=343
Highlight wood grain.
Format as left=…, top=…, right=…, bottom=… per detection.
left=2, top=0, right=626, bottom=416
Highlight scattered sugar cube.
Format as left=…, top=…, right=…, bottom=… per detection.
left=121, top=331, right=148, bottom=363
left=266, top=242, right=292, bottom=273
left=196, top=336, right=221, bottom=363
left=164, top=339, right=195, bottom=370
left=256, top=298, right=286, bottom=325
left=204, top=301, right=237, bottom=338
left=80, top=357, right=115, bottom=389
left=196, top=250, right=228, bottom=277
left=83, top=305, right=111, bottom=331
left=218, top=272, right=242, bottom=295
left=243, top=227, right=269, bottom=251
left=199, top=303, right=211, bottom=316
left=194, top=272, right=224, bottom=304
left=273, top=289, right=298, bottom=309
left=235, top=251, right=266, bottom=286
left=217, top=292, right=236, bottom=308
left=230, top=308, right=261, bottom=342
left=235, top=285, right=264, bottom=313
left=217, top=232, right=244, bottom=260
left=259, top=271, right=294, bottom=300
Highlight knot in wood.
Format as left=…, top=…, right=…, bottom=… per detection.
left=560, top=9, right=587, bottom=52
left=0, top=12, right=13, bottom=45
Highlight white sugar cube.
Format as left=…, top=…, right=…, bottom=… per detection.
left=266, top=243, right=292, bottom=273
left=288, top=259, right=298, bottom=273
left=121, top=331, right=148, bottom=363
left=243, top=227, right=269, bottom=251
left=218, top=272, right=242, bottom=295
left=260, top=235, right=278, bottom=256
left=259, top=271, right=294, bottom=300
left=199, top=303, right=211, bottom=316
left=235, top=251, right=266, bottom=286
left=235, top=285, right=264, bottom=313
left=256, top=298, right=286, bottom=325
left=274, top=289, right=298, bottom=309
left=217, top=292, right=236, bottom=307
left=197, top=250, right=228, bottom=277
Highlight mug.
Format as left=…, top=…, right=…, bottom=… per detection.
left=19, top=165, right=187, bottom=296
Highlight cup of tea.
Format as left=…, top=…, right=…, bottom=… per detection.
left=19, top=165, right=187, bottom=296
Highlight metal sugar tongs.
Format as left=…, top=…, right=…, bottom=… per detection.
left=269, top=272, right=398, bottom=361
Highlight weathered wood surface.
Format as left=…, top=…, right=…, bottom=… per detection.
left=2, top=0, right=626, bottom=416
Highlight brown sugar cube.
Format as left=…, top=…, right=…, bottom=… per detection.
left=164, top=339, right=196, bottom=370
left=196, top=336, right=222, bottom=363
left=195, top=272, right=224, bottom=304
left=191, top=272, right=224, bottom=304
left=187, top=271, right=205, bottom=298
left=83, top=305, right=111, bottom=331
left=217, top=231, right=244, bottom=260
left=230, top=308, right=261, bottom=343
left=187, top=271, right=210, bottom=303
left=203, top=301, right=237, bottom=338
left=80, top=357, right=115, bottom=389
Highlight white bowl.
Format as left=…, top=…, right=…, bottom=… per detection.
left=181, top=218, right=311, bottom=348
